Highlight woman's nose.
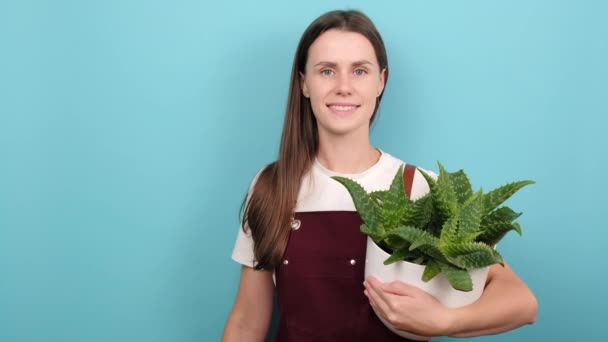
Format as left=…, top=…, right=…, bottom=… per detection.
left=335, top=73, right=353, bottom=95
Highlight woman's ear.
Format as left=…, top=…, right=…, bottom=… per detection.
left=299, top=71, right=309, bottom=98
left=377, top=67, right=387, bottom=97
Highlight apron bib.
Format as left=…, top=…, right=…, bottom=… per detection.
left=274, top=211, right=422, bottom=341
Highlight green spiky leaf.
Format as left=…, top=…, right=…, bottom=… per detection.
left=418, top=167, right=454, bottom=222
left=384, top=164, right=409, bottom=213
left=439, top=262, right=473, bottom=292
left=478, top=222, right=522, bottom=246
left=422, top=260, right=442, bottom=282
left=384, top=249, right=414, bottom=265
left=332, top=176, right=383, bottom=232
left=442, top=242, right=504, bottom=269
left=481, top=180, right=535, bottom=216
left=360, top=223, right=384, bottom=242
left=439, top=215, right=460, bottom=245
left=482, top=206, right=522, bottom=226
left=412, top=256, right=425, bottom=264
left=387, top=226, right=445, bottom=261
left=400, top=194, right=434, bottom=230
left=434, top=162, right=459, bottom=220
left=447, top=169, right=474, bottom=204
left=458, top=189, right=483, bottom=241
left=388, top=226, right=438, bottom=248
left=370, top=190, right=389, bottom=206
left=332, top=161, right=534, bottom=292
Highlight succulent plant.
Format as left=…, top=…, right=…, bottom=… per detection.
left=331, top=162, right=534, bottom=291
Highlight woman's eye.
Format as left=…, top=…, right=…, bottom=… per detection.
left=354, top=69, right=367, bottom=76
left=321, top=69, right=334, bottom=76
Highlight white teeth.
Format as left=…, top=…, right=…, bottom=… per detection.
left=330, top=105, right=356, bottom=111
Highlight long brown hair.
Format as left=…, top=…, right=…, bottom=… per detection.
left=240, top=9, right=389, bottom=270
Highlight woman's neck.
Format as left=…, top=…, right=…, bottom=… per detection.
left=315, top=141, right=381, bottom=174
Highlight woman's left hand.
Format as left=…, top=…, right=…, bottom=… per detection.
left=363, top=276, right=454, bottom=337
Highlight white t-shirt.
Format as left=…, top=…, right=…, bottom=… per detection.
left=231, top=148, right=434, bottom=268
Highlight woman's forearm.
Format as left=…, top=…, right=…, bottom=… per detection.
left=445, top=263, right=538, bottom=337
left=222, top=311, right=269, bottom=342
left=222, top=266, right=274, bottom=342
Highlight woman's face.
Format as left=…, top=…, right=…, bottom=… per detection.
left=301, top=29, right=386, bottom=138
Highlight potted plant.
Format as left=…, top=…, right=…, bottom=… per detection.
left=332, top=162, right=534, bottom=340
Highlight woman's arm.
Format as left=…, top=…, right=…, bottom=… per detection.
left=364, top=262, right=537, bottom=338
left=444, top=262, right=538, bottom=337
left=222, top=266, right=275, bottom=342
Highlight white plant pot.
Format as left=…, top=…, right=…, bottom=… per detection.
left=364, top=237, right=489, bottom=341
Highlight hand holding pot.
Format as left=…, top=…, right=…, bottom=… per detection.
left=364, top=275, right=454, bottom=339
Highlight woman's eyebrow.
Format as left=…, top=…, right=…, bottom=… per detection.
left=313, top=60, right=374, bottom=68
left=352, top=60, right=373, bottom=67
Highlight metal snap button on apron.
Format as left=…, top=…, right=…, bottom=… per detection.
left=290, top=218, right=301, bottom=230
left=350, top=259, right=356, bottom=265
left=283, top=259, right=289, bottom=265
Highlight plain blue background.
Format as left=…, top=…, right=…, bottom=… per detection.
left=1, top=1, right=606, bottom=341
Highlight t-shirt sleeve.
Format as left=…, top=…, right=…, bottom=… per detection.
left=231, top=166, right=266, bottom=268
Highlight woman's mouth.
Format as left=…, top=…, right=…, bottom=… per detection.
left=327, top=103, right=360, bottom=116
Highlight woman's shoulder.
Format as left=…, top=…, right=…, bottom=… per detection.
left=248, top=160, right=278, bottom=186
left=380, top=150, right=436, bottom=200
left=381, top=149, right=437, bottom=179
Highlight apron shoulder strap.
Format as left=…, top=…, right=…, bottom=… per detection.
left=403, top=164, right=417, bottom=199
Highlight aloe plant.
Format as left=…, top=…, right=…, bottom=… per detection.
left=331, top=162, right=534, bottom=291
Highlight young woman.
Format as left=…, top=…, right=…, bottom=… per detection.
left=222, top=9, right=537, bottom=341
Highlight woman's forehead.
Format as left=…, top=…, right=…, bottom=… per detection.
left=307, top=29, right=377, bottom=66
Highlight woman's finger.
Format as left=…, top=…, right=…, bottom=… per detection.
left=382, top=280, right=420, bottom=296
left=364, top=277, right=392, bottom=317
left=366, top=276, right=392, bottom=300
left=364, top=290, right=378, bottom=308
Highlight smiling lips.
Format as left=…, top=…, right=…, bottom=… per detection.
left=327, top=103, right=360, bottom=116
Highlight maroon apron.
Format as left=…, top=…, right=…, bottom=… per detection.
left=273, top=165, right=424, bottom=341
